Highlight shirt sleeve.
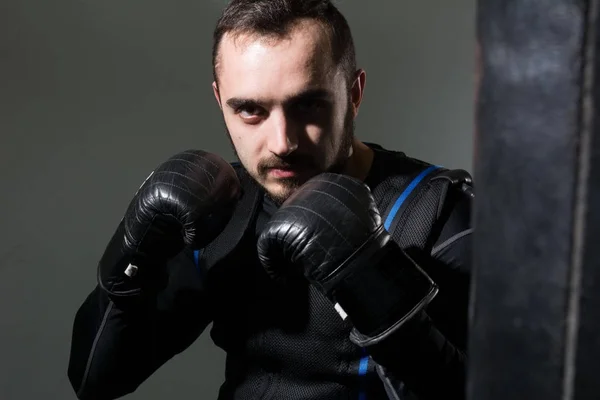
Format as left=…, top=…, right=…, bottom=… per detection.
left=67, top=225, right=213, bottom=400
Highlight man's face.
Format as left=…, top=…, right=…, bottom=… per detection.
left=213, top=19, right=364, bottom=204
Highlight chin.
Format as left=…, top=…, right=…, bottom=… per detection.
left=263, top=180, right=302, bottom=205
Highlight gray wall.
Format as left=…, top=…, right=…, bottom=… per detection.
left=0, top=0, right=475, bottom=399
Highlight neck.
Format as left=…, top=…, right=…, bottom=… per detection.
left=343, top=138, right=374, bottom=182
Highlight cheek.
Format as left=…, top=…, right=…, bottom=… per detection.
left=325, top=101, right=351, bottom=144
left=305, top=107, right=343, bottom=144
left=225, top=117, right=262, bottom=164
left=307, top=104, right=346, bottom=139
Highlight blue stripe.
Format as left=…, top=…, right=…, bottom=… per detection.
left=193, top=249, right=201, bottom=270
left=358, top=355, right=369, bottom=376
left=383, top=165, right=441, bottom=231
left=358, top=348, right=369, bottom=400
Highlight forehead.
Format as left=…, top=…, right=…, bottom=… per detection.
left=216, top=19, right=341, bottom=98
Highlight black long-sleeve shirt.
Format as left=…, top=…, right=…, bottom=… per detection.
left=67, top=144, right=472, bottom=400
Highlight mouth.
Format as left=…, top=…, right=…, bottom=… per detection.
left=268, top=168, right=299, bottom=179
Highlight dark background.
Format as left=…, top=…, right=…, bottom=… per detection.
left=0, top=0, right=475, bottom=398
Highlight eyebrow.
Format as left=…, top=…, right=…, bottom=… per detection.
left=225, top=88, right=332, bottom=110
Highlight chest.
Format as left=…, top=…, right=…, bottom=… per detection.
left=206, top=246, right=361, bottom=359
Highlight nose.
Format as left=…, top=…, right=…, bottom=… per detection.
left=267, top=111, right=299, bottom=157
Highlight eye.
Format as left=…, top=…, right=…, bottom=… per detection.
left=236, top=105, right=266, bottom=123
left=238, top=106, right=259, bottom=117
left=296, top=99, right=326, bottom=113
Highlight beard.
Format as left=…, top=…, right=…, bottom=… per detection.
left=224, top=106, right=355, bottom=206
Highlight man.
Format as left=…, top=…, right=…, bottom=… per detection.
left=67, top=1, right=472, bottom=399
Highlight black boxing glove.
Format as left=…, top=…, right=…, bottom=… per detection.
left=257, top=172, right=438, bottom=343
left=98, top=150, right=241, bottom=300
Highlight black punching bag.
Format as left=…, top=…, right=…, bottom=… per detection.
left=469, top=1, right=600, bottom=400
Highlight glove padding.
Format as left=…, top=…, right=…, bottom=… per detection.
left=99, top=149, right=241, bottom=298
left=257, top=173, right=438, bottom=340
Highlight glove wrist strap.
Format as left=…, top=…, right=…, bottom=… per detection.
left=323, top=231, right=438, bottom=339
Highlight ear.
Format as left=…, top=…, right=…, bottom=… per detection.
left=213, top=81, right=222, bottom=109
left=350, top=69, right=366, bottom=118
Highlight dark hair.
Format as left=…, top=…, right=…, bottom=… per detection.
left=212, top=0, right=356, bottom=85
